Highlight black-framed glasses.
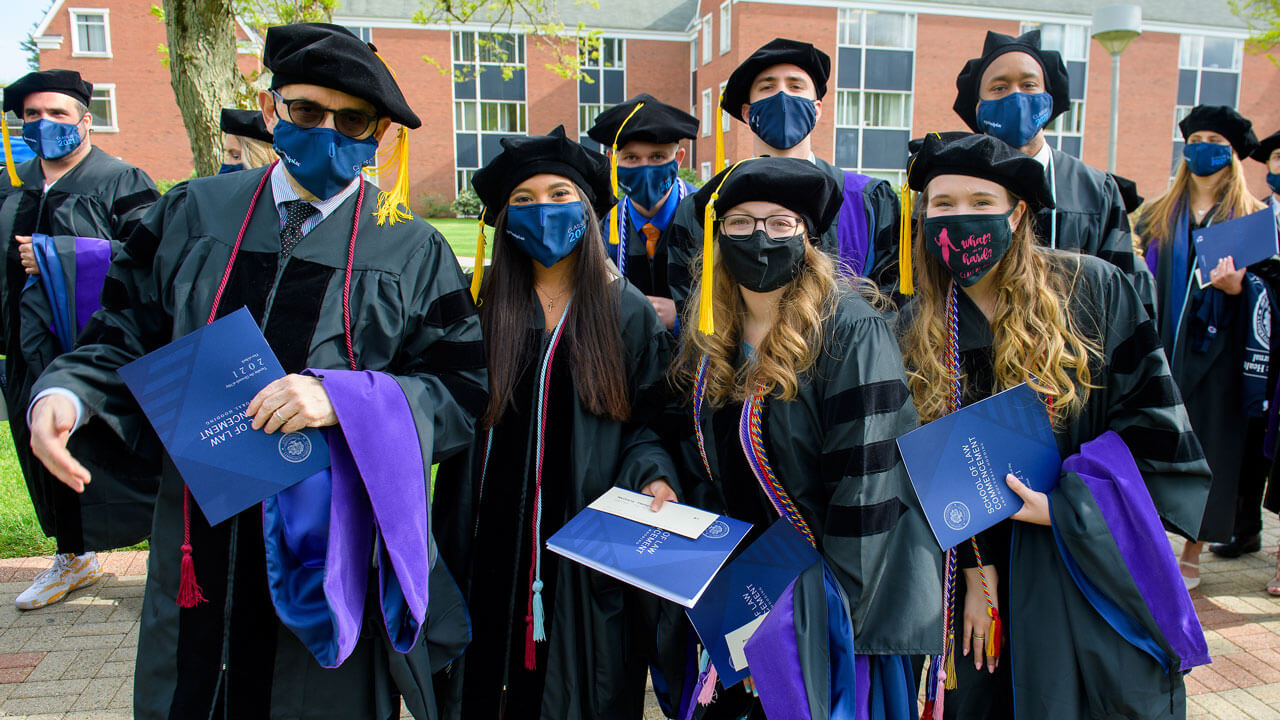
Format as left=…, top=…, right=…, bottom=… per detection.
left=719, top=213, right=803, bottom=240
left=271, top=90, right=379, bottom=139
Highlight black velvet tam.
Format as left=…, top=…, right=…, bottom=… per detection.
left=907, top=132, right=1054, bottom=211
left=692, top=156, right=842, bottom=234
left=952, top=30, right=1071, bottom=133
left=220, top=109, right=273, bottom=143
left=3, top=69, right=93, bottom=114
left=720, top=38, right=831, bottom=120
left=471, top=125, right=614, bottom=225
left=1179, top=105, right=1259, bottom=158
left=587, top=93, right=699, bottom=148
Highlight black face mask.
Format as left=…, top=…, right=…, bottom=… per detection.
left=921, top=209, right=1015, bottom=287
left=718, top=230, right=807, bottom=292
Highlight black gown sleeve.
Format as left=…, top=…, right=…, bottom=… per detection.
left=863, top=179, right=902, bottom=298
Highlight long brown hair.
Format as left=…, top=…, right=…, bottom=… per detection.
left=1138, top=154, right=1264, bottom=246
left=899, top=189, right=1102, bottom=428
left=478, top=190, right=629, bottom=428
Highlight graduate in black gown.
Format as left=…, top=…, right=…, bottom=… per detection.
left=951, top=30, right=1154, bottom=314
left=588, top=93, right=699, bottom=332
left=219, top=107, right=276, bottom=173
left=1134, top=105, right=1267, bottom=589
left=667, top=156, right=940, bottom=719
left=899, top=133, right=1212, bottom=720
left=666, top=38, right=902, bottom=311
left=0, top=68, right=160, bottom=610
left=432, top=127, right=679, bottom=720
left=27, top=24, right=484, bottom=719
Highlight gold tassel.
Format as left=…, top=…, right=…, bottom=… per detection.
left=943, top=632, right=957, bottom=690
left=698, top=196, right=717, bottom=335
left=898, top=182, right=913, bottom=296
left=371, top=126, right=412, bottom=226
left=608, top=102, right=646, bottom=247
left=470, top=212, right=486, bottom=302
left=1, top=119, right=21, bottom=187
left=715, top=89, right=725, bottom=172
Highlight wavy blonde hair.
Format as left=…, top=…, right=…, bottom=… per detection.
left=225, top=133, right=277, bottom=170
left=676, top=240, right=881, bottom=405
left=899, top=191, right=1103, bottom=428
left=1138, top=153, right=1264, bottom=246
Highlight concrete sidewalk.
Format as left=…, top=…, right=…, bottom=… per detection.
left=0, top=523, right=1278, bottom=719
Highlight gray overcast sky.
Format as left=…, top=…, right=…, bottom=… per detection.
left=1, top=1, right=56, bottom=85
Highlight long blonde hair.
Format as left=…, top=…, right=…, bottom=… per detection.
left=1138, top=153, right=1264, bottom=246
left=225, top=133, right=277, bottom=170
left=676, top=241, right=850, bottom=405
left=899, top=190, right=1103, bottom=428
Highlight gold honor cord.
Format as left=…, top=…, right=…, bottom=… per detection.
left=0, top=120, right=21, bottom=187
left=698, top=156, right=763, bottom=336
left=608, top=102, right=646, bottom=248
left=470, top=209, right=486, bottom=302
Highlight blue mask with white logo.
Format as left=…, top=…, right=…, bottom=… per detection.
left=505, top=201, right=588, bottom=268
left=1267, top=172, right=1280, bottom=195
left=617, top=160, right=678, bottom=211
left=272, top=119, right=378, bottom=201
left=1183, top=142, right=1233, bottom=177
left=748, top=92, right=818, bottom=150
left=976, top=92, right=1054, bottom=149
left=218, top=163, right=244, bottom=175
left=22, top=118, right=83, bottom=160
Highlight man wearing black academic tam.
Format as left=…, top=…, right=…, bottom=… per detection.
left=952, top=29, right=1155, bottom=315
left=588, top=93, right=698, bottom=331
left=0, top=68, right=160, bottom=612
left=27, top=23, right=483, bottom=720
left=219, top=108, right=276, bottom=174
left=665, top=37, right=903, bottom=315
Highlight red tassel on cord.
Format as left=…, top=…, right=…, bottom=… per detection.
left=176, top=486, right=206, bottom=608
left=986, top=607, right=1003, bottom=662
left=524, top=613, right=537, bottom=670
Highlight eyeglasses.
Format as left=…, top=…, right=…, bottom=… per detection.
left=271, top=90, right=379, bottom=139
left=719, top=214, right=803, bottom=240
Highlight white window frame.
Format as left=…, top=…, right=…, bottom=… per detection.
left=701, top=161, right=712, bottom=180
left=88, top=83, right=117, bottom=132
left=450, top=31, right=529, bottom=195
left=719, top=2, right=731, bottom=55
left=577, top=37, right=625, bottom=143
left=719, top=80, right=730, bottom=133
left=701, top=88, right=713, bottom=137
left=701, top=16, right=713, bottom=65
left=833, top=8, right=915, bottom=186
left=1171, top=34, right=1243, bottom=173
left=346, top=26, right=373, bottom=44
left=69, top=8, right=111, bottom=58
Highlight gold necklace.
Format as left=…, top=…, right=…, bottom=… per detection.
left=534, top=283, right=569, bottom=313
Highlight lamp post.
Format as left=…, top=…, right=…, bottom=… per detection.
left=1092, top=4, right=1142, bottom=174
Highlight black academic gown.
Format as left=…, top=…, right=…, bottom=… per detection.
left=666, top=159, right=901, bottom=313
left=909, top=252, right=1212, bottom=720
left=668, top=290, right=942, bottom=717
left=1038, top=148, right=1156, bottom=317
left=0, top=147, right=160, bottom=552
left=1144, top=208, right=1248, bottom=542
left=432, top=279, right=679, bottom=720
left=30, top=166, right=487, bottom=720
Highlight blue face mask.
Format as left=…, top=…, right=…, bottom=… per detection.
left=748, top=92, right=818, bottom=150
left=1183, top=142, right=1233, bottom=177
left=1267, top=172, right=1280, bottom=195
left=505, top=201, right=588, bottom=269
left=22, top=118, right=83, bottom=160
left=272, top=119, right=378, bottom=201
left=617, top=160, right=678, bottom=211
left=218, top=163, right=244, bottom=175
left=976, top=92, right=1054, bottom=149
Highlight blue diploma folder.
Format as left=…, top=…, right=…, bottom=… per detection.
left=546, top=499, right=751, bottom=608
left=118, top=307, right=329, bottom=526
left=897, top=383, right=1061, bottom=550
left=686, top=520, right=819, bottom=687
left=1193, top=207, right=1279, bottom=287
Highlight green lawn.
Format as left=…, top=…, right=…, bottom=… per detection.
left=429, top=217, right=489, bottom=263
left=0, top=422, right=56, bottom=558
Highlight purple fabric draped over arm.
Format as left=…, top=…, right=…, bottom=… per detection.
left=837, top=172, right=872, bottom=278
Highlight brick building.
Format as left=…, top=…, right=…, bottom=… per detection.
left=22, top=0, right=1280, bottom=207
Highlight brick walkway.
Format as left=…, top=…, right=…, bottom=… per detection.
left=0, top=523, right=1277, bottom=719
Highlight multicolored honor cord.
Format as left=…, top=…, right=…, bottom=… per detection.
left=739, top=386, right=816, bottom=548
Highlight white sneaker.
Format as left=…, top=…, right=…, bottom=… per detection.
left=14, top=552, right=104, bottom=610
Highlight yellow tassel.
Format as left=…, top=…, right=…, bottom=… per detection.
left=0, top=119, right=21, bottom=187
left=698, top=196, right=717, bottom=336
left=371, top=126, right=412, bottom=226
left=943, top=633, right=957, bottom=690
left=469, top=213, right=486, bottom=302
left=898, top=182, right=913, bottom=296
left=608, top=102, right=646, bottom=247
left=715, top=89, right=725, bottom=172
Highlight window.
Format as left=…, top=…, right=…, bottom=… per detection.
left=88, top=84, right=116, bottom=132
left=452, top=32, right=527, bottom=194
left=701, top=161, right=712, bottom=180
left=1172, top=34, right=1244, bottom=171
left=577, top=37, right=625, bottom=151
left=719, top=2, right=731, bottom=55
left=701, top=16, right=713, bottom=65
left=69, top=9, right=110, bottom=57
left=345, top=26, right=373, bottom=43
left=719, top=80, right=730, bottom=134
left=1021, top=22, right=1089, bottom=158
left=701, top=88, right=713, bottom=137
left=833, top=9, right=915, bottom=185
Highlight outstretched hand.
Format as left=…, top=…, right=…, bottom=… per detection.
left=29, top=394, right=90, bottom=492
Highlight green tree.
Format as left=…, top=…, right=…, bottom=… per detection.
left=1230, top=0, right=1280, bottom=63
left=22, top=1, right=57, bottom=71
left=415, top=0, right=601, bottom=81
